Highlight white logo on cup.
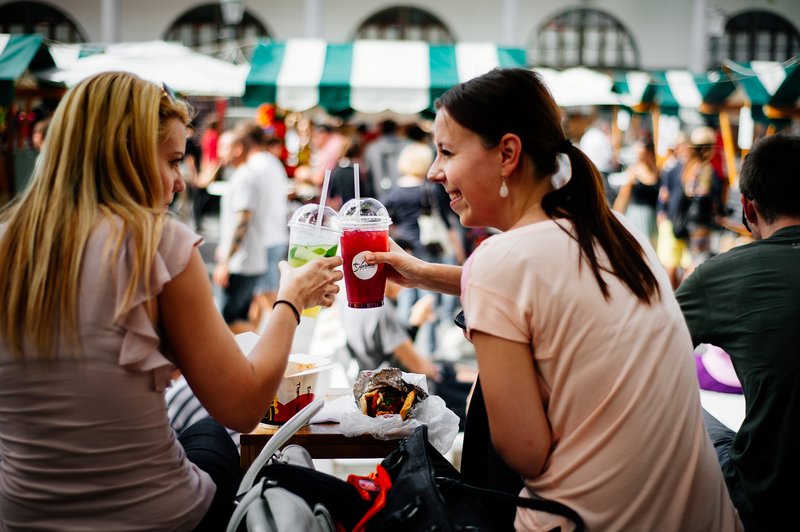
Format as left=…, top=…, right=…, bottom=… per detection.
left=351, top=251, right=377, bottom=280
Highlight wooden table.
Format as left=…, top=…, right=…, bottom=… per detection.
left=240, top=422, right=400, bottom=472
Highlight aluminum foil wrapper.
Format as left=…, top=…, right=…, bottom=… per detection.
left=352, top=368, right=428, bottom=403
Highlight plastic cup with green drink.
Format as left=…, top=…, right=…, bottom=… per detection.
left=287, top=203, right=341, bottom=318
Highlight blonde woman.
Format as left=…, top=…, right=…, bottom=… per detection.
left=0, top=72, right=342, bottom=530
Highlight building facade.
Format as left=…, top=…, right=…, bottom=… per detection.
left=1, top=0, right=799, bottom=72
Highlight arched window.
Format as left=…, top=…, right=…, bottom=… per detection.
left=533, top=8, right=638, bottom=70
left=164, top=3, right=270, bottom=60
left=709, top=10, right=800, bottom=69
left=0, top=1, right=85, bottom=43
left=354, top=6, right=454, bottom=44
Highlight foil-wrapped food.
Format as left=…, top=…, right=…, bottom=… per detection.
left=352, top=368, right=428, bottom=420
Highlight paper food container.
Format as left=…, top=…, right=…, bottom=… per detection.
left=262, top=354, right=336, bottom=425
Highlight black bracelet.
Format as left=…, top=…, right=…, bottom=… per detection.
left=273, top=299, right=301, bottom=325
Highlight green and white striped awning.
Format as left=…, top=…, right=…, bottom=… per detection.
left=724, top=58, right=800, bottom=109
left=0, top=34, right=56, bottom=105
left=613, top=69, right=735, bottom=115
left=244, top=39, right=527, bottom=115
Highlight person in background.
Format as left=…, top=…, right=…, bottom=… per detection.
left=307, top=123, right=347, bottom=186
left=213, top=130, right=266, bottom=333
left=656, top=132, right=691, bottom=288
left=178, top=121, right=202, bottom=225
left=384, top=141, right=459, bottom=355
left=327, top=136, right=375, bottom=212
left=0, top=71, right=342, bottom=530
left=365, top=119, right=409, bottom=199
left=676, top=134, right=800, bottom=531
left=239, top=123, right=290, bottom=330
left=265, top=135, right=285, bottom=161
left=366, top=68, right=741, bottom=531
left=682, top=126, right=722, bottom=272
left=613, top=138, right=660, bottom=247
left=579, top=115, right=616, bottom=204
left=30, top=117, right=50, bottom=152
left=193, top=115, right=221, bottom=232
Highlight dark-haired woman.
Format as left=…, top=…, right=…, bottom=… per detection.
left=613, top=139, right=660, bottom=247
left=366, top=68, right=741, bottom=531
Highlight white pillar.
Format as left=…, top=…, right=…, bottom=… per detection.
left=688, top=0, right=707, bottom=73
left=305, top=0, right=321, bottom=38
left=100, top=0, right=119, bottom=43
left=500, top=0, right=518, bottom=46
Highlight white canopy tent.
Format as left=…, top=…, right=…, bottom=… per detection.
left=536, top=66, right=620, bottom=107
left=41, top=41, right=248, bottom=98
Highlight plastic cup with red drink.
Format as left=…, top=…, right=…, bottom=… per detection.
left=338, top=198, right=392, bottom=309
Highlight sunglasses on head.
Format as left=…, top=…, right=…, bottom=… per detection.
left=161, top=82, right=177, bottom=103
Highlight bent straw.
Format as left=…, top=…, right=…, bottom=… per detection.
left=315, top=169, right=331, bottom=237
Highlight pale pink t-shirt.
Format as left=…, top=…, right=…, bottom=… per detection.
left=0, top=217, right=214, bottom=531
left=461, top=216, right=741, bottom=531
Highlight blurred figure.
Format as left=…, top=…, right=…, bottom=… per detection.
left=682, top=126, right=722, bottom=273
left=579, top=116, right=616, bottom=203
left=239, top=123, right=290, bottom=330
left=308, top=123, right=346, bottom=186
left=656, top=132, right=692, bottom=288
left=31, top=117, right=50, bottom=152
left=365, top=119, right=409, bottom=199
left=193, top=115, right=222, bottom=232
left=178, top=121, right=202, bottom=225
left=213, top=130, right=267, bottom=333
left=676, top=134, right=800, bottom=531
left=327, top=137, right=375, bottom=211
left=613, top=138, right=659, bottom=247
left=384, top=142, right=459, bottom=355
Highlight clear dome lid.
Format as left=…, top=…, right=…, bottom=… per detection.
left=338, top=198, right=392, bottom=229
left=288, top=203, right=341, bottom=232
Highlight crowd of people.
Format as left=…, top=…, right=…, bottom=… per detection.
left=0, top=66, right=797, bottom=531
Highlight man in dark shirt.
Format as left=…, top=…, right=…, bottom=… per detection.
left=675, top=135, right=800, bottom=531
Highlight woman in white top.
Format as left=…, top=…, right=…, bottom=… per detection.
left=0, top=72, right=342, bottom=530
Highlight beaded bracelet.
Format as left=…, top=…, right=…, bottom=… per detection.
left=273, top=299, right=301, bottom=325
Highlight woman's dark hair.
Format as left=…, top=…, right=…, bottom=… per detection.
left=435, top=68, right=658, bottom=303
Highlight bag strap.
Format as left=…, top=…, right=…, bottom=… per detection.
left=435, top=476, right=585, bottom=532
left=238, top=399, right=325, bottom=496
left=227, top=478, right=267, bottom=532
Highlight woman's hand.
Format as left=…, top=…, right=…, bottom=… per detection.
left=276, top=256, right=343, bottom=312
left=365, top=238, right=427, bottom=289
left=367, top=238, right=463, bottom=296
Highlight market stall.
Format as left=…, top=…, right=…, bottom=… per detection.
left=243, top=39, right=527, bottom=115
left=0, top=34, right=59, bottom=202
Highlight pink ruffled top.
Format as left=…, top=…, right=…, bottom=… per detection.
left=0, top=217, right=215, bottom=531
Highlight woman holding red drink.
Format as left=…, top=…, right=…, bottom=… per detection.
left=366, top=68, right=741, bottom=531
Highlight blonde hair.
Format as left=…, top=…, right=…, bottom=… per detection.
left=397, top=142, right=433, bottom=178
left=0, top=72, right=190, bottom=360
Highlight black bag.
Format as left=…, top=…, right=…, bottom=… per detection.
left=460, top=377, right=525, bottom=529
left=367, top=425, right=585, bottom=532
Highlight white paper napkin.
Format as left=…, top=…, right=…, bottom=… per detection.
left=309, top=394, right=356, bottom=424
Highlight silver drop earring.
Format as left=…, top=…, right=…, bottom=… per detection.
left=499, top=179, right=509, bottom=198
